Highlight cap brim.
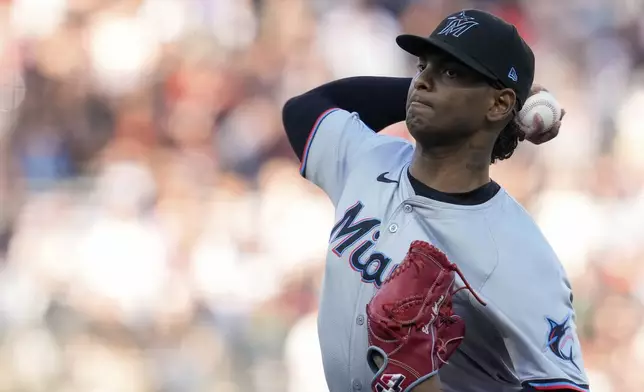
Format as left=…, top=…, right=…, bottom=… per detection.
left=396, top=34, right=497, bottom=81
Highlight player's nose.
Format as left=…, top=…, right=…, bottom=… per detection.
left=413, top=70, right=435, bottom=92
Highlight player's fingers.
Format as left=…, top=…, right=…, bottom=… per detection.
left=560, top=108, right=567, bottom=120
left=528, top=131, right=550, bottom=145
left=530, top=122, right=560, bottom=145
left=529, top=84, right=548, bottom=95
left=540, top=128, right=559, bottom=144
left=532, top=113, right=545, bottom=133
left=549, top=122, right=561, bottom=138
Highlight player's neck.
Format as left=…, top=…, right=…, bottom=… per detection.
left=410, top=141, right=492, bottom=193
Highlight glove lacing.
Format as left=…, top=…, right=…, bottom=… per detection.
left=387, top=247, right=487, bottom=307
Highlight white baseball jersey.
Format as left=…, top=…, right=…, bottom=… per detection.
left=300, top=109, right=589, bottom=392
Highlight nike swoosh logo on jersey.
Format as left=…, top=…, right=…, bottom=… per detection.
left=377, top=172, right=399, bottom=184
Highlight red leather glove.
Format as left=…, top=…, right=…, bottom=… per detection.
left=366, top=241, right=485, bottom=392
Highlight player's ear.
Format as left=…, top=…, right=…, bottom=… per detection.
left=487, top=88, right=515, bottom=123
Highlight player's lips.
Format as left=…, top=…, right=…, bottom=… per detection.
left=409, top=96, right=433, bottom=108
left=409, top=100, right=433, bottom=112
left=410, top=101, right=431, bottom=108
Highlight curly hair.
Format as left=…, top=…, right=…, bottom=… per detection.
left=490, top=104, right=525, bottom=163
left=491, top=119, right=524, bottom=163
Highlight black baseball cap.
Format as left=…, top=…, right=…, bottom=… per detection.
left=396, top=9, right=535, bottom=108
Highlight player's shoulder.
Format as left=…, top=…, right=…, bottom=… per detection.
left=325, top=109, right=413, bottom=163
left=488, top=189, right=565, bottom=275
left=315, top=108, right=369, bottom=132
left=493, top=190, right=552, bottom=241
left=341, top=149, right=414, bottom=201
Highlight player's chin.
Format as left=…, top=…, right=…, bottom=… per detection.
left=406, top=110, right=434, bottom=132
left=407, top=122, right=460, bottom=147
left=406, top=122, right=439, bottom=143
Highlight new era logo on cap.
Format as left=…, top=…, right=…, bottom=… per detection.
left=437, top=11, right=479, bottom=38
left=508, top=67, right=518, bottom=82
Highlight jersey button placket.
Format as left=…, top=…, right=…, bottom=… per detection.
left=388, top=223, right=398, bottom=233
left=352, top=379, right=363, bottom=390
left=403, top=204, right=413, bottom=213
left=356, top=314, right=364, bottom=325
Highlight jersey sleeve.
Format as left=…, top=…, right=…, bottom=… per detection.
left=480, top=269, right=590, bottom=392
left=300, top=108, right=396, bottom=204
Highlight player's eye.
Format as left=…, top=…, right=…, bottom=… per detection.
left=443, top=68, right=459, bottom=78
left=416, top=63, right=426, bottom=72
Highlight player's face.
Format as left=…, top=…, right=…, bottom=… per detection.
left=405, top=51, right=502, bottom=147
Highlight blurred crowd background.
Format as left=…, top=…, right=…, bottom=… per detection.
left=0, top=0, right=643, bottom=391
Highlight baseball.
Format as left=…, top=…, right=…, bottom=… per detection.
left=517, top=91, right=562, bottom=135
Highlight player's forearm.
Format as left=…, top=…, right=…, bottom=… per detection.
left=282, top=77, right=410, bottom=160
left=306, top=77, right=410, bottom=130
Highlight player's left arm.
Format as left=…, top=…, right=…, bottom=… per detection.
left=521, top=386, right=580, bottom=392
left=282, top=76, right=409, bottom=162
left=480, top=273, right=590, bottom=392
left=282, top=77, right=411, bottom=204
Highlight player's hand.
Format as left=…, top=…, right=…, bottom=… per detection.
left=519, top=84, right=566, bottom=145
left=365, top=241, right=486, bottom=392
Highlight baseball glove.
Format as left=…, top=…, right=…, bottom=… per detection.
left=366, top=240, right=486, bottom=392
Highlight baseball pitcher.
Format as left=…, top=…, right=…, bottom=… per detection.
left=282, top=9, right=589, bottom=392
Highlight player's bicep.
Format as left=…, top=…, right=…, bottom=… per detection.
left=480, top=274, right=589, bottom=391
left=515, top=307, right=589, bottom=391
